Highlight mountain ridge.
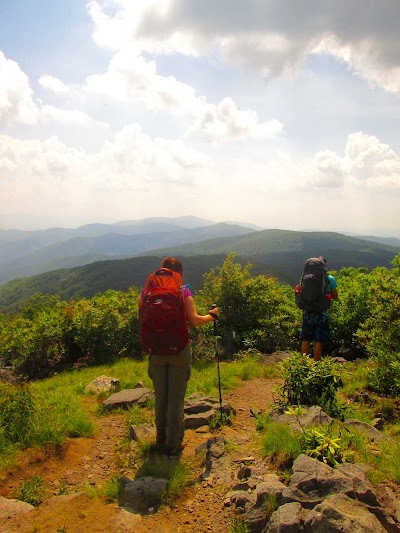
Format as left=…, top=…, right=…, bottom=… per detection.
left=0, top=228, right=398, bottom=314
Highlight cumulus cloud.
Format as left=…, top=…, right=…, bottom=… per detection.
left=0, top=124, right=212, bottom=198
left=0, top=51, right=39, bottom=127
left=87, top=0, right=400, bottom=91
left=39, top=75, right=69, bottom=95
left=85, top=48, right=199, bottom=115
left=187, top=97, right=283, bottom=141
left=345, top=132, right=400, bottom=186
left=303, top=132, right=400, bottom=189
left=40, top=105, right=108, bottom=128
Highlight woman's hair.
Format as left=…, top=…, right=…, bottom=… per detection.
left=162, top=257, right=183, bottom=274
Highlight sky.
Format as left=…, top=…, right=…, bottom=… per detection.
left=1, top=1, right=400, bottom=236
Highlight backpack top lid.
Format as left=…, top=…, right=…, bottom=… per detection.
left=304, top=256, right=327, bottom=269
left=144, top=267, right=183, bottom=293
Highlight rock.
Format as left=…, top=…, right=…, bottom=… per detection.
left=241, top=505, right=269, bottom=532
left=373, top=418, right=384, bottom=430
left=269, top=405, right=334, bottom=432
left=303, top=493, right=386, bottom=532
left=0, top=367, right=21, bottom=383
left=263, top=351, right=292, bottom=364
left=256, top=474, right=286, bottom=506
left=184, top=395, right=236, bottom=429
left=84, top=375, right=120, bottom=394
left=334, top=463, right=379, bottom=506
left=103, top=388, right=153, bottom=409
left=264, top=502, right=305, bottom=532
left=282, top=455, right=355, bottom=508
left=201, top=436, right=232, bottom=485
left=129, top=423, right=156, bottom=443
left=121, top=476, right=168, bottom=511
left=343, top=419, right=389, bottom=443
left=0, top=496, right=34, bottom=519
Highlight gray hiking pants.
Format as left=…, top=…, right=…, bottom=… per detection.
left=148, top=341, right=192, bottom=448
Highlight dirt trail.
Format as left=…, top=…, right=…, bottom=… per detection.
left=0, top=377, right=278, bottom=533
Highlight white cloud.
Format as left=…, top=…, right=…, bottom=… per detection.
left=39, top=75, right=69, bottom=95
left=85, top=48, right=199, bottom=115
left=301, top=132, right=400, bottom=190
left=313, top=36, right=400, bottom=94
left=0, top=51, right=39, bottom=127
left=40, top=105, right=108, bottom=128
left=0, top=124, right=212, bottom=199
left=345, top=132, right=400, bottom=186
left=187, top=97, right=283, bottom=141
left=87, top=1, right=400, bottom=93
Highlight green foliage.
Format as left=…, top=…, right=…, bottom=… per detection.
left=367, top=353, right=400, bottom=397
left=230, top=518, right=250, bottom=533
left=135, top=457, right=191, bottom=506
left=0, top=288, right=141, bottom=376
left=261, top=421, right=303, bottom=465
left=0, top=383, right=35, bottom=444
left=355, top=264, right=400, bottom=356
left=275, top=353, right=344, bottom=418
left=300, top=427, right=343, bottom=466
left=17, top=475, right=45, bottom=506
left=209, top=411, right=233, bottom=431
left=1, top=252, right=400, bottom=401
left=329, top=267, right=371, bottom=351
left=199, top=254, right=299, bottom=354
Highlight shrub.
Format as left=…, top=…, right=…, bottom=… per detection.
left=367, top=352, right=400, bottom=397
left=0, top=383, right=35, bottom=444
left=275, top=353, right=344, bottom=417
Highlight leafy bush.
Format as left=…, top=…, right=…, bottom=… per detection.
left=0, top=383, right=35, bottom=444
left=199, top=253, right=299, bottom=354
left=329, top=267, right=371, bottom=352
left=300, top=427, right=343, bottom=466
left=17, top=475, right=45, bottom=506
left=367, top=353, right=400, bottom=397
left=356, top=265, right=400, bottom=357
left=275, top=353, right=344, bottom=417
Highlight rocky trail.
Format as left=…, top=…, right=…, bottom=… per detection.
left=0, top=377, right=277, bottom=533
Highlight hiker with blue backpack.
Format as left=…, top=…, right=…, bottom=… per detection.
left=138, top=257, right=219, bottom=456
left=295, top=256, right=338, bottom=362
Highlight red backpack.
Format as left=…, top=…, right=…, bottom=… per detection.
left=140, top=268, right=189, bottom=355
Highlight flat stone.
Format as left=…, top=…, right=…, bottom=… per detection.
left=103, top=388, right=153, bottom=409
left=0, top=496, right=34, bottom=519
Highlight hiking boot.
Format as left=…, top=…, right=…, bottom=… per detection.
left=165, top=443, right=184, bottom=456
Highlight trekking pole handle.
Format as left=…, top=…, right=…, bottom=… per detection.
left=210, top=303, right=218, bottom=336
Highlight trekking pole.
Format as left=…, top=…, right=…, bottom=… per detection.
left=211, top=304, right=223, bottom=418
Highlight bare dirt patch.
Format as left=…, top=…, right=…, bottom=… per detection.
left=0, top=377, right=279, bottom=533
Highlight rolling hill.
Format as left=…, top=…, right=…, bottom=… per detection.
left=0, top=222, right=255, bottom=284
left=0, top=229, right=398, bottom=314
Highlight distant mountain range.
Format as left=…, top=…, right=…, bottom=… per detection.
left=0, top=216, right=260, bottom=284
left=0, top=219, right=398, bottom=314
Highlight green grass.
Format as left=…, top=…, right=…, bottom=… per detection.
left=341, top=360, right=370, bottom=397
left=135, top=456, right=191, bottom=506
left=260, top=421, right=302, bottom=466
left=16, top=475, right=45, bottom=506
left=188, top=354, right=268, bottom=397
left=230, top=517, right=250, bottom=533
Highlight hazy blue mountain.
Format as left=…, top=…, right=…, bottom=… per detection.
left=137, top=228, right=398, bottom=257
left=0, top=229, right=398, bottom=314
left=353, top=235, right=400, bottom=248
left=0, top=223, right=254, bottom=284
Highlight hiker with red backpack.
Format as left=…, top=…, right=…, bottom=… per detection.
left=138, top=257, right=219, bottom=455
left=295, top=256, right=338, bottom=362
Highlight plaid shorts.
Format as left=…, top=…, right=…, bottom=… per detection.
left=301, top=312, right=330, bottom=343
